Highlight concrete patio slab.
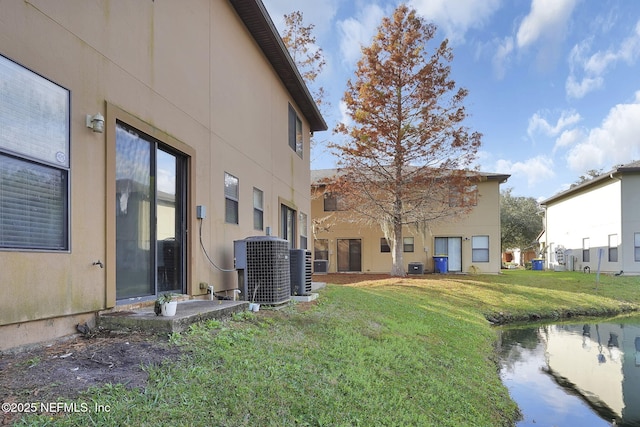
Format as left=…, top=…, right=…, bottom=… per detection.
left=98, top=300, right=249, bottom=334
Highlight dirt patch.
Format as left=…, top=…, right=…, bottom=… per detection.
left=0, top=329, right=181, bottom=426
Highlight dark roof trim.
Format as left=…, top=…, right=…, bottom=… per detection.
left=541, top=160, right=640, bottom=206
left=484, top=173, right=511, bottom=183
left=228, top=0, right=327, bottom=132
left=311, top=168, right=510, bottom=185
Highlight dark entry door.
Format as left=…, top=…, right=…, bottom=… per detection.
left=337, top=239, right=362, bottom=272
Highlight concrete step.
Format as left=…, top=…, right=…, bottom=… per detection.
left=98, top=300, right=249, bottom=334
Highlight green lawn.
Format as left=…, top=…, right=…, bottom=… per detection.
left=16, top=270, right=640, bottom=426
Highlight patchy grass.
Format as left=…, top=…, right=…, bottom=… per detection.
left=15, top=270, right=640, bottom=426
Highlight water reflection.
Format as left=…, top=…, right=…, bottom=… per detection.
left=497, top=319, right=640, bottom=426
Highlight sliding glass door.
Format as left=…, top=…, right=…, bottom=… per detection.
left=115, top=122, right=186, bottom=300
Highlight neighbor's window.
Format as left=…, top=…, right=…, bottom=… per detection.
left=314, top=239, right=329, bottom=260
left=253, top=188, right=263, bottom=230
left=323, top=193, right=346, bottom=211
left=608, top=234, right=618, bottom=262
left=224, top=172, right=239, bottom=224
left=299, top=212, right=308, bottom=249
left=288, top=103, right=303, bottom=158
left=0, top=54, right=70, bottom=250
left=635, top=233, right=640, bottom=262
left=403, top=237, right=414, bottom=252
left=472, top=235, right=490, bottom=262
left=380, top=238, right=390, bottom=253
left=449, top=185, right=478, bottom=207
left=583, top=238, right=590, bottom=262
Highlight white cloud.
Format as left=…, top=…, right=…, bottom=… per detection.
left=337, top=4, right=386, bottom=66
left=565, top=74, right=603, bottom=99
left=495, top=156, right=556, bottom=188
left=516, top=0, right=579, bottom=49
left=566, top=20, right=640, bottom=99
left=338, top=100, right=352, bottom=127
left=409, top=0, right=501, bottom=44
left=566, top=91, right=640, bottom=172
left=527, top=110, right=581, bottom=138
left=262, top=0, right=338, bottom=36
left=491, top=0, right=577, bottom=78
left=554, top=128, right=584, bottom=151
left=492, top=37, right=514, bottom=79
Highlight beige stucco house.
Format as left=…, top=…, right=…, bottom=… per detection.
left=540, top=161, right=640, bottom=274
left=0, top=0, right=326, bottom=351
left=311, top=169, right=509, bottom=275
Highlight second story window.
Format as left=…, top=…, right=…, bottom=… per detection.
left=449, top=185, right=478, bottom=207
left=288, top=103, right=303, bottom=158
left=324, top=193, right=346, bottom=211
left=224, top=172, right=239, bottom=224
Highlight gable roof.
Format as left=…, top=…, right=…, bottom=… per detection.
left=311, top=168, right=510, bottom=185
left=541, top=160, right=640, bottom=206
left=228, top=0, right=327, bottom=132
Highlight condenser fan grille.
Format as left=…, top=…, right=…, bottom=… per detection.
left=236, top=237, right=291, bottom=305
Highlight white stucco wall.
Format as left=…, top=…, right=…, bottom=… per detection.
left=621, top=174, right=640, bottom=272
left=544, top=179, right=621, bottom=272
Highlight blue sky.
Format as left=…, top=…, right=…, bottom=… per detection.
left=262, top=0, right=640, bottom=201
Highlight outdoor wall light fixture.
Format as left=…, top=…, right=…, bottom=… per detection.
left=86, top=113, right=105, bottom=133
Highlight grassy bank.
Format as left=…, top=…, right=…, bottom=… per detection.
left=16, top=271, right=640, bottom=426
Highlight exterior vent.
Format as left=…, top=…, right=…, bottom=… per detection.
left=234, top=236, right=291, bottom=305
left=313, top=259, right=328, bottom=274
left=290, top=249, right=312, bottom=295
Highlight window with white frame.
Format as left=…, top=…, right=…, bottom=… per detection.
left=253, top=187, right=263, bottom=230
left=472, top=235, right=490, bottom=262
left=380, top=238, right=390, bottom=253
left=323, top=192, right=346, bottom=211
left=608, top=234, right=618, bottom=262
left=0, top=54, right=70, bottom=251
left=583, top=238, right=590, bottom=262
left=403, top=237, right=414, bottom=252
left=314, top=239, right=328, bottom=260
left=635, top=233, right=640, bottom=262
left=224, top=172, right=239, bottom=224
left=288, top=103, right=303, bottom=158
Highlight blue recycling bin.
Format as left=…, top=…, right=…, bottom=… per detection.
left=433, top=256, right=448, bottom=274
left=532, top=259, right=543, bottom=271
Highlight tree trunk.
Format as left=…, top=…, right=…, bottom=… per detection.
left=390, top=219, right=405, bottom=276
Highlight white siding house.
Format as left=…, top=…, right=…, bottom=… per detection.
left=540, top=161, right=640, bottom=274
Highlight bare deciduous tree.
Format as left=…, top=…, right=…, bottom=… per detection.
left=331, top=5, right=481, bottom=276
left=281, top=11, right=327, bottom=109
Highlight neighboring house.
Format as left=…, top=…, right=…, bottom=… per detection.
left=0, top=0, right=326, bottom=351
left=502, top=248, right=537, bottom=267
left=540, top=161, right=640, bottom=274
left=310, top=169, right=509, bottom=275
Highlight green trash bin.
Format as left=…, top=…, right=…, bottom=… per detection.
left=433, top=256, right=448, bottom=273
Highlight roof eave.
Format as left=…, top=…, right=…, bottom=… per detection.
left=228, top=0, right=327, bottom=132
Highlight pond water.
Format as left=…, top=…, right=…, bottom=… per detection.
left=497, top=318, right=640, bottom=426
